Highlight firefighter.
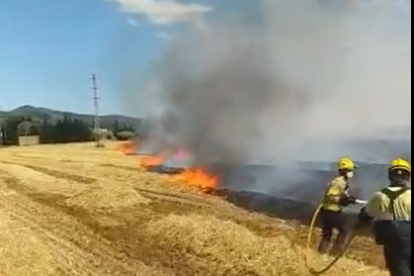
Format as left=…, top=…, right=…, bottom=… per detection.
left=317, top=157, right=358, bottom=254
left=358, top=157, right=411, bottom=276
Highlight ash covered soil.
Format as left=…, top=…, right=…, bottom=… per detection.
left=0, top=142, right=388, bottom=276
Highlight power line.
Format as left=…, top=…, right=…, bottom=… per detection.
left=90, top=73, right=103, bottom=147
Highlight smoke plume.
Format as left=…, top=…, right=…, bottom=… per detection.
left=119, top=0, right=410, bottom=198
left=130, top=0, right=410, bottom=166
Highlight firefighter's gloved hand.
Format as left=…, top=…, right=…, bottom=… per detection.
left=339, top=195, right=357, bottom=206
left=354, top=208, right=372, bottom=232
left=347, top=195, right=358, bottom=204
left=358, top=207, right=373, bottom=223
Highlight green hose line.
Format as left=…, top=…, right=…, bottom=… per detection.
left=305, top=203, right=357, bottom=275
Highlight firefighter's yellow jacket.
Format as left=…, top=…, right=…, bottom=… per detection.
left=321, top=176, right=349, bottom=212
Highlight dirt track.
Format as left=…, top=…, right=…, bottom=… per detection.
left=0, top=143, right=388, bottom=276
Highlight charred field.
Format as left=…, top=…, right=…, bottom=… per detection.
left=119, top=139, right=410, bottom=230
left=147, top=161, right=391, bottom=226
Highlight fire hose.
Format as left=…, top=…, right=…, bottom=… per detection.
left=305, top=199, right=368, bottom=275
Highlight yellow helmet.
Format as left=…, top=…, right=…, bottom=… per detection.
left=337, top=157, right=355, bottom=170
left=388, top=157, right=411, bottom=174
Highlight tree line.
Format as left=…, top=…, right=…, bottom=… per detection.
left=0, top=115, right=136, bottom=146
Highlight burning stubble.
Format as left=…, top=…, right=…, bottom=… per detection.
left=120, top=0, right=411, bottom=196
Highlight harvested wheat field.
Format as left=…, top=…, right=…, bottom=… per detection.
left=0, top=142, right=388, bottom=276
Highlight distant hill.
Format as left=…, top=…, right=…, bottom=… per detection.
left=0, top=105, right=142, bottom=129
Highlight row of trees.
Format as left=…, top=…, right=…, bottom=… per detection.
left=0, top=115, right=136, bottom=146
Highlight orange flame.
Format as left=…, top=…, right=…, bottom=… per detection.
left=138, top=150, right=169, bottom=168
left=139, top=155, right=163, bottom=168
left=175, top=168, right=217, bottom=192
left=128, top=143, right=217, bottom=192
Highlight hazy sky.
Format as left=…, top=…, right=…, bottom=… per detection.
left=0, top=0, right=411, bottom=117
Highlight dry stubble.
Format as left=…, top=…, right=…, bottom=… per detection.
left=0, top=142, right=387, bottom=276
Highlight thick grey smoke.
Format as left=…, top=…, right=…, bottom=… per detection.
left=132, top=0, right=411, bottom=169
left=152, top=26, right=313, bottom=167
left=116, top=0, right=410, bottom=200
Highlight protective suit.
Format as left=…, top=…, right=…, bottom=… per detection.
left=317, top=157, right=357, bottom=254
left=358, top=157, right=411, bottom=276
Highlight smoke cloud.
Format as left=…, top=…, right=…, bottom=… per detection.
left=131, top=0, right=410, bottom=164
left=120, top=0, right=411, bottom=197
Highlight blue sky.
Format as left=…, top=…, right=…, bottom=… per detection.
left=0, top=0, right=241, bottom=115
left=0, top=0, right=410, bottom=116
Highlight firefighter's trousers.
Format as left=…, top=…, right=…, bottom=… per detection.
left=317, top=209, right=348, bottom=254
left=374, top=221, right=411, bottom=276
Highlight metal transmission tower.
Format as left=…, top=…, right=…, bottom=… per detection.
left=90, top=73, right=103, bottom=147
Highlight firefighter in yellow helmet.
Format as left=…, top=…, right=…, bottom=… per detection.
left=317, top=157, right=358, bottom=254
left=358, top=157, right=411, bottom=276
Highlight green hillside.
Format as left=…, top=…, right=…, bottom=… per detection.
left=0, top=105, right=141, bottom=129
